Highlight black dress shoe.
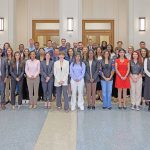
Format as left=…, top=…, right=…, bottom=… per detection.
left=92, top=106, right=95, bottom=110
left=118, top=106, right=122, bottom=109
left=148, top=107, right=150, bottom=111
left=103, top=107, right=107, bottom=109
left=123, top=106, right=127, bottom=110
left=87, top=106, right=92, bottom=109
left=108, top=107, right=112, bottom=110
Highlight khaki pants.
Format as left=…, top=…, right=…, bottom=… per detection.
left=86, top=82, right=96, bottom=106
left=27, top=77, right=39, bottom=105
left=5, top=76, right=11, bottom=101
left=130, top=76, right=142, bottom=106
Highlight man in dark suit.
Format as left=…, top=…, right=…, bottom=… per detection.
left=34, top=42, right=40, bottom=60
left=0, top=48, right=8, bottom=110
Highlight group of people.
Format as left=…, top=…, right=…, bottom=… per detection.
left=0, top=38, right=150, bottom=112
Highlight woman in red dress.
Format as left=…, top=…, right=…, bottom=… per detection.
left=115, top=49, right=130, bottom=109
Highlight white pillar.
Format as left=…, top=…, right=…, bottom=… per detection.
left=59, top=0, right=82, bottom=45
left=128, top=0, right=135, bottom=47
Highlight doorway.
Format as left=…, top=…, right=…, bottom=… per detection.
left=32, top=20, right=60, bottom=47
left=82, top=20, right=114, bottom=46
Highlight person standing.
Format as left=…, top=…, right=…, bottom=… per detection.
left=54, top=51, right=69, bottom=112
left=25, top=51, right=40, bottom=109
left=95, top=47, right=102, bottom=101
left=100, top=50, right=115, bottom=109
left=0, top=48, right=8, bottom=110
left=130, top=51, right=143, bottom=111
left=10, top=52, right=25, bottom=109
left=70, top=53, right=86, bottom=111
left=85, top=50, right=99, bottom=110
left=5, top=47, right=13, bottom=104
left=44, top=40, right=54, bottom=57
left=144, top=51, right=150, bottom=111
left=41, top=52, right=54, bottom=109
left=115, top=49, right=130, bottom=109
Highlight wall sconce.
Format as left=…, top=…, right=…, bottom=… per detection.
left=0, top=18, right=4, bottom=31
left=139, top=17, right=146, bottom=31
left=67, top=17, right=74, bottom=31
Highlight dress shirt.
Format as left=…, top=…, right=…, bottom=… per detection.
left=25, top=59, right=40, bottom=78
left=70, top=62, right=86, bottom=81
left=130, top=61, right=143, bottom=75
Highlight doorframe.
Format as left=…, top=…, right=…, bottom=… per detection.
left=32, top=20, right=59, bottom=42
left=82, top=20, right=114, bottom=46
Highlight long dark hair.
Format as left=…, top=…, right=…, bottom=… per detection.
left=102, top=50, right=111, bottom=60
left=67, top=48, right=74, bottom=58
left=88, top=49, right=95, bottom=60
left=117, top=48, right=127, bottom=59
left=101, top=41, right=107, bottom=50
left=107, top=44, right=114, bottom=53
left=44, top=52, right=52, bottom=61
left=6, top=47, right=13, bottom=58
left=12, top=51, right=23, bottom=68
left=73, top=52, right=82, bottom=67
left=95, top=47, right=102, bottom=58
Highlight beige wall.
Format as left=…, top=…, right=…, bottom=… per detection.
left=0, top=0, right=15, bottom=49
left=129, top=0, right=150, bottom=49
left=16, top=0, right=59, bottom=48
left=83, top=0, right=129, bottom=48
left=15, top=0, right=128, bottom=48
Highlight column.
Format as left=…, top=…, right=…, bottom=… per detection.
left=59, top=0, right=82, bottom=45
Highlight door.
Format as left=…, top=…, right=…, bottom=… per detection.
left=82, top=20, right=114, bottom=46
left=32, top=20, right=60, bottom=47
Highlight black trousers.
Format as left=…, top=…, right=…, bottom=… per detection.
left=11, top=79, right=23, bottom=105
left=22, top=77, right=29, bottom=100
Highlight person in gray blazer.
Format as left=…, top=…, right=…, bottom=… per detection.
left=40, top=52, right=54, bottom=109
left=0, top=48, right=8, bottom=110
left=10, top=51, right=25, bottom=109
left=85, top=50, right=99, bottom=110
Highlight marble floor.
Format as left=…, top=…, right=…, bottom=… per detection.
left=0, top=103, right=150, bottom=150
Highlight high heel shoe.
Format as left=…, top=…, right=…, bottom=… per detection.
left=87, top=106, right=92, bottom=109
left=48, top=102, right=51, bottom=109
left=44, top=102, right=48, bottom=109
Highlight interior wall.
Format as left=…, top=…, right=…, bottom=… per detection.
left=0, top=0, right=15, bottom=49
left=16, top=0, right=59, bottom=48
left=83, top=0, right=129, bottom=48
left=129, top=0, right=150, bottom=49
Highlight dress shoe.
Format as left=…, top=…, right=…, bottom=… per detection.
left=1, top=105, right=6, bottom=110
left=103, top=107, right=107, bottom=109
left=118, top=106, right=122, bottom=109
left=29, top=105, right=33, bottom=109
left=33, top=105, right=37, bottom=109
left=18, top=105, right=21, bottom=110
left=123, top=106, right=127, bottom=110
left=12, top=105, right=15, bottom=110
left=92, top=106, right=95, bottom=110
left=87, top=106, right=92, bottom=109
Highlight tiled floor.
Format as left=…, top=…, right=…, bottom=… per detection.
left=0, top=103, right=150, bottom=150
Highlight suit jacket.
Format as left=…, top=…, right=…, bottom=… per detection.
left=40, top=60, right=54, bottom=82
left=10, top=60, right=25, bottom=80
left=54, top=59, right=69, bottom=87
left=84, top=59, right=99, bottom=83
left=0, top=57, right=8, bottom=80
